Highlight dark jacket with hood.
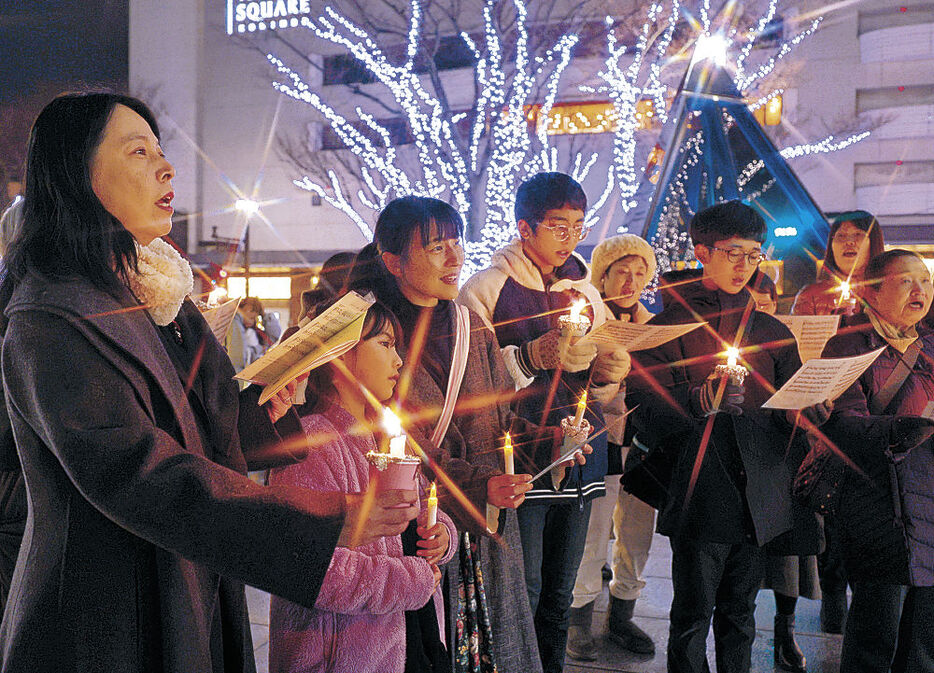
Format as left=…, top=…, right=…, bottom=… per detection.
left=0, top=272, right=344, bottom=673
left=460, top=240, right=611, bottom=505
left=821, top=314, right=934, bottom=586
left=626, top=274, right=812, bottom=548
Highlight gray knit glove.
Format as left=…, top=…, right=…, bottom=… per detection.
left=691, top=373, right=744, bottom=417
left=517, top=328, right=596, bottom=376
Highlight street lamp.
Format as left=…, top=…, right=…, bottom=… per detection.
left=234, top=198, right=260, bottom=295
left=691, top=33, right=730, bottom=68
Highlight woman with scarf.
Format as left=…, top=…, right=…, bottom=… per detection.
left=821, top=249, right=934, bottom=672
left=791, top=211, right=885, bottom=635
left=349, top=196, right=580, bottom=673
left=0, top=92, right=417, bottom=673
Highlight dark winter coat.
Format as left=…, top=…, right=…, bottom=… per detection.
left=0, top=273, right=344, bottom=673
left=400, top=306, right=548, bottom=673
left=791, top=278, right=865, bottom=317
left=626, top=278, right=813, bottom=548
left=821, top=316, right=934, bottom=586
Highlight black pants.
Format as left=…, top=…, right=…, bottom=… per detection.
left=841, top=582, right=934, bottom=673
left=668, top=538, right=764, bottom=673
left=818, top=515, right=848, bottom=595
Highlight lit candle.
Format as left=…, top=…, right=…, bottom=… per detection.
left=382, top=407, right=407, bottom=460
left=573, top=390, right=588, bottom=428
left=715, top=347, right=747, bottom=385
left=559, top=298, right=591, bottom=341
left=426, top=482, right=438, bottom=528
left=503, top=433, right=514, bottom=475
left=207, top=285, right=228, bottom=306
left=726, top=346, right=739, bottom=368
left=839, top=281, right=851, bottom=302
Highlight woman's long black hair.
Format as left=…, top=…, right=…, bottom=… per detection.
left=3, top=92, right=161, bottom=293
left=820, top=210, right=885, bottom=280
left=347, top=195, right=464, bottom=293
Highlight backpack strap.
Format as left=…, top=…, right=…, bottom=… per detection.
left=870, top=339, right=923, bottom=415
left=429, top=304, right=471, bottom=447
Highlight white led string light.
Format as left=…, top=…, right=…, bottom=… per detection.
left=264, top=0, right=870, bottom=277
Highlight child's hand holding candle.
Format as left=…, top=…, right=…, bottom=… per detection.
left=417, top=482, right=450, bottom=565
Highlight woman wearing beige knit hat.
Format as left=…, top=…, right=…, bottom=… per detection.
left=567, top=234, right=659, bottom=661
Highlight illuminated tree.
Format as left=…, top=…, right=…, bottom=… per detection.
left=267, top=0, right=871, bottom=275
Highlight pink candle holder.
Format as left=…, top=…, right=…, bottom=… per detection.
left=366, top=452, right=420, bottom=507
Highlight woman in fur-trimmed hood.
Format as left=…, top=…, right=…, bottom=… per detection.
left=0, top=93, right=415, bottom=673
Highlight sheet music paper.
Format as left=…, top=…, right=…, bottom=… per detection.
left=774, top=314, right=841, bottom=363
left=199, top=297, right=242, bottom=344
left=762, top=346, right=886, bottom=410
left=582, top=320, right=705, bottom=351
left=235, top=291, right=375, bottom=405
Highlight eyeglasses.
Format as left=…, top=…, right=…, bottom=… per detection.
left=538, top=219, right=590, bottom=242
left=833, top=231, right=867, bottom=244
left=710, top=247, right=766, bottom=265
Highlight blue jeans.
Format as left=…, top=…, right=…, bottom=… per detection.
left=841, top=582, right=934, bottom=673
left=517, top=499, right=593, bottom=673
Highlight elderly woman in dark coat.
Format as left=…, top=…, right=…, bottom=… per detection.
left=820, top=249, right=934, bottom=673
left=0, top=93, right=417, bottom=673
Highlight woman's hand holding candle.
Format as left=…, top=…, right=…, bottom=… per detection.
left=836, top=280, right=858, bottom=315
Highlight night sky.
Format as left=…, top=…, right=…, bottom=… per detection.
left=0, top=0, right=128, bottom=104
left=0, top=0, right=127, bottom=194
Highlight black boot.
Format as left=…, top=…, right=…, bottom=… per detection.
left=820, top=590, right=847, bottom=634
left=774, top=613, right=807, bottom=673
left=566, top=602, right=597, bottom=661
left=607, top=596, right=655, bottom=655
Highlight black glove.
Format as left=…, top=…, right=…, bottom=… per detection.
left=889, top=416, right=934, bottom=454
left=800, top=399, right=833, bottom=428
left=691, top=373, right=744, bottom=417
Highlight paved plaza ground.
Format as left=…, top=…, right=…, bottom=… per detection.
left=246, top=533, right=843, bottom=673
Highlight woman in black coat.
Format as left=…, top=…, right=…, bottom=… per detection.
left=0, top=92, right=418, bottom=673
left=821, top=250, right=934, bottom=673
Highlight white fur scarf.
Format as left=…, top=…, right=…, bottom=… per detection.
left=126, top=238, right=194, bottom=326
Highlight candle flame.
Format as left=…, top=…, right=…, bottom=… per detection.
left=207, top=285, right=228, bottom=306
left=573, top=390, right=588, bottom=427
left=569, top=298, right=586, bottom=321
left=504, top=433, right=512, bottom=451
left=429, top=481, right=437, bottom=500
left=725, top=347, right=739, bottom=367
left=838, top=281, right=851, bottom=301
left=381, top=407, right=404, bottom=438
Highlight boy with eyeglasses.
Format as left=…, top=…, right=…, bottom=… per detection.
left=460, top=172, right=630, bottom=673
left=625, top=201, right=825, bottom=673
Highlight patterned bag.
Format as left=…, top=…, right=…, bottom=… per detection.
left=793, top=436, right=844, bottom=516
left=453, top=532, right=498, bottom=673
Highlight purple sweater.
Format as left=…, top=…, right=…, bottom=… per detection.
left=268, top=403, right=457, bottom=673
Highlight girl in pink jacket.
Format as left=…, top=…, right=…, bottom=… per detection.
left=269, top=299, right=457, bottom=673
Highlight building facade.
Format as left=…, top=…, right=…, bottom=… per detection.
left=129, top=0, right=934, bottom=314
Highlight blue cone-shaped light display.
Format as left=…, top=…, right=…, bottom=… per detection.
left=623, top=41, right=830, bottom=300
